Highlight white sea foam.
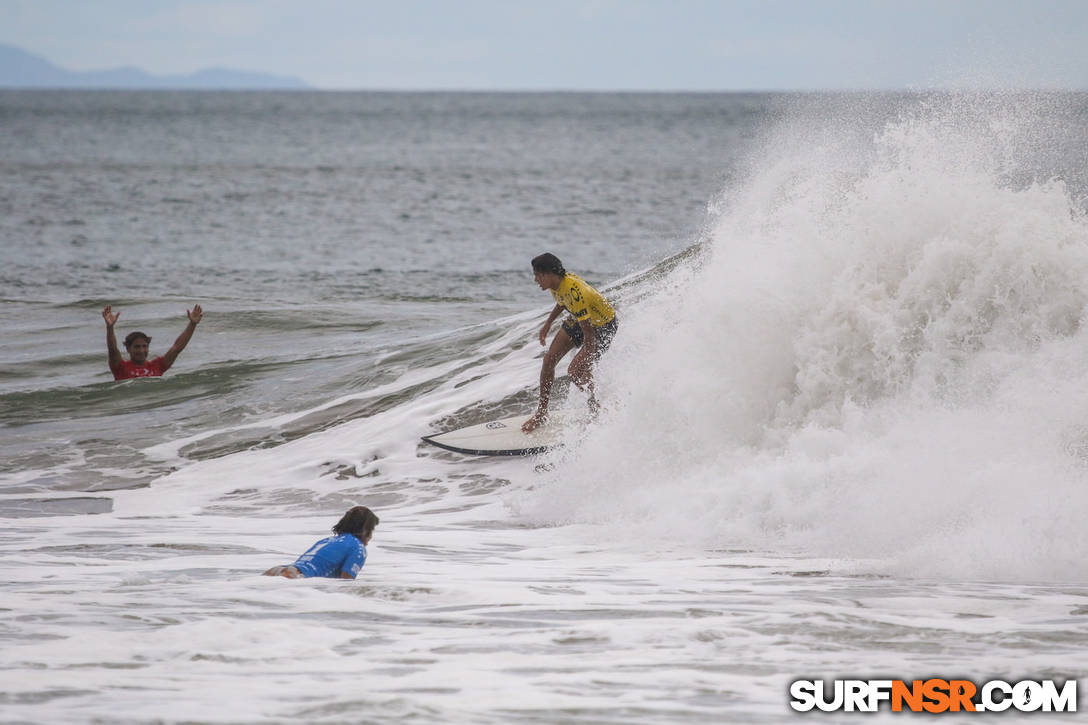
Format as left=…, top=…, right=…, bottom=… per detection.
left=520, top=92, right=1088, bottom=583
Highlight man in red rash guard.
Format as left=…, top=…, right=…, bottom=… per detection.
left=102, top=304, right=203, bottom=380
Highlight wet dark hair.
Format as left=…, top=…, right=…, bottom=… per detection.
left=123, top=331, right=151, bottom=348
left=531, top=253, right=565, bottom=277
left=333, top=505, right=379, bottom=540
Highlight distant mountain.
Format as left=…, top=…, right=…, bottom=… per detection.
left=0, top=44, right=310, bottom=89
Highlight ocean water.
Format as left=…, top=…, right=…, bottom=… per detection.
left=1, top=90, right=1087, bottom=723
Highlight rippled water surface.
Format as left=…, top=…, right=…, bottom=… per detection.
left=2, top=90, right=1087, bottom=723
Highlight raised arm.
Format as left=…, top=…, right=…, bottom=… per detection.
left=102, top=305, right=123, bottom=372
left=161, top=304, right=202, bottom=371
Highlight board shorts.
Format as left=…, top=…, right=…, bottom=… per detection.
left=561, top=315, right=618, bottom=359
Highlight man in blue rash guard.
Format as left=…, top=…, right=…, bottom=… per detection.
left=263, top=506, right=379, bottom=580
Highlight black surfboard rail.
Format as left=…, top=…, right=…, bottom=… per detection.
left=420, top=434, right=557, bottom=457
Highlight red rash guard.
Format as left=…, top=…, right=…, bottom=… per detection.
left=112, top=356, right=167, bottom=380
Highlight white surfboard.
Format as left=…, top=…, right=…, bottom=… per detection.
left=422, top=414, right=568, bottom=456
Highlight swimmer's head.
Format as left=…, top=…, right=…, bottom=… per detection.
left=123, top=331, right=151, bottom=363
left=334, top=506, right=379, bottom=544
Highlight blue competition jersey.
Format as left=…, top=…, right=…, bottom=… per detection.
left=291, top=533, right=367, bottom=578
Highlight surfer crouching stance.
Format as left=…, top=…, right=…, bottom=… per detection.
left=263, top=506, right=379, bottom=580
left=523, top=253, right=618, bottom=433
left=102, top=304, right=203, bottom=380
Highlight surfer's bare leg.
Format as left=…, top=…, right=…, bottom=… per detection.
left=582, top=376, right=600, bottom=418
left=572, top=365, right=600, bottom=418
left=523, top=329, right=575, bottom=432
left=568, top=321, right=599, bottom=417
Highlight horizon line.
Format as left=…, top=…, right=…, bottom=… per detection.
left=3, top=85, right=1086, bottom=93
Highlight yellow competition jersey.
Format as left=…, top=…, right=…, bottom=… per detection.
left=551, top=273, right=615, bottom=327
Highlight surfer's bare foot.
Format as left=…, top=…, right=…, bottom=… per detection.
left=522, top=413, right=546, bottom=433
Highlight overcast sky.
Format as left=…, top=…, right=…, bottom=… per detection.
left=4, top=0, right=1088, bottom=90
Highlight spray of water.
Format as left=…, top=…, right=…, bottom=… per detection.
left=519, top=92, right=1088, bottom=583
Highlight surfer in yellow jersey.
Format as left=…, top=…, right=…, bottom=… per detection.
left=522, top=253, right=618, bottom=433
